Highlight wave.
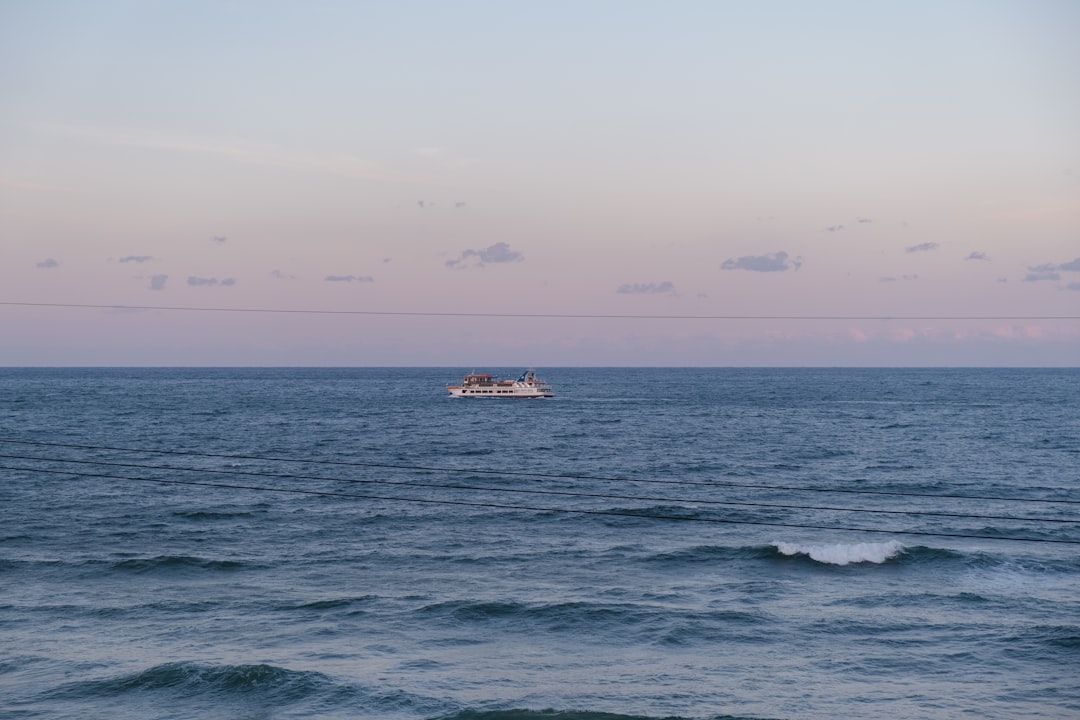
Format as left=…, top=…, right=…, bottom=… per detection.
left=415, top=598, right=659, bottom=635
left=42, top=662, right=330, bottom=702
left=594, top=505, right=713, bottom=524
left=434, top=711, right=772, bottom=720
left=417, top=599, right=620, bottom=626
left=0, top=555, right=260, bottom=576
left=998, top=625, right=1080, bottom=662
left=768, top=543, right=1070, bottom=571
left=172, top=510, right=258, bottom=521
left=643, top=542, right=992, bottom=569
left=279, top=595, right=377, bottom=612
left=642, top=544, right=766, bottom=565
left=412, top=599, right=772, bottom=647
left=771, top=540, right=907, bottom=565
left=39, top=661, right=448, bottom=714
left=110, top=555, right=256, bottom=573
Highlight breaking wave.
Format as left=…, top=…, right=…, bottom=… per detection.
left=771, top=540, right=907, bottom=565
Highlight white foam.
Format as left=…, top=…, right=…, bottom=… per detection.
left=772, top=540, right=906, bottom=565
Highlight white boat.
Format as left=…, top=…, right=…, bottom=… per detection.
left=447, top=369, right=554, bottom=399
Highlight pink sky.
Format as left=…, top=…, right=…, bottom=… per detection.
left=2, top=1, right=1077, bottom=365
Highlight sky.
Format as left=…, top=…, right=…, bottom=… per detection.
left=1, top=0, right=1078, bottom=366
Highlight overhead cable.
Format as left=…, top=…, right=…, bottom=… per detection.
left=1, top=301, right=1077, bottom=321
left=3, top=463, right=1076, bottom=545
left=4, top=451, right=1075, bottom=526
left=1, top=439, right=1074, bottom=506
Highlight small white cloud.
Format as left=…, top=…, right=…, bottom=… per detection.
left=149, top=274, right=168, bottom=290
left=447, top=242, right=524, bottom=268
left=324, top=275, right=374, bottom=283
left=119, top=255, right=153, bottom=263
left=905, top=242, right=939, bottom=253
left=965, top=252, right=989, bottom=261
left=188, top=276, right=235, bottom=287
left=721, top=251, right=802, bottom=272
left=36, top=258, right=59, bottom=268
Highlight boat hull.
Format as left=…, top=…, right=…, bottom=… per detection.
left=447, top=386, right=553, bottom=399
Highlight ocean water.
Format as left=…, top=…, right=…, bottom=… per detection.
left=1, top=367, right=1078, bottom=720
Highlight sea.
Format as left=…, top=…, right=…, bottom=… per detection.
left=1, top=367, right=1077, bottom=720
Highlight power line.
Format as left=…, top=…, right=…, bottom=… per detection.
left=4, top=451, right=1074, bottom=526
left=2, top=439, right=1075, bottom=506
left=4, top=463, right=1076, bottom=545
left=2, top=301, right=1077, bottom=321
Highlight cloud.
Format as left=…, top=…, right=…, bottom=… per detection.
left=905, top=242, right=939, bottom=253
left=119, top=255, right=153, bottom=263
left=1067, top=282, right=1080, bottom=292
left=965, top=252, right=990, bottom=261
left=856, top=217, right=872, bottom=224
left=455, top=202, right=467, bottom=208
left=616, top=281, right=676, bottom=295
left=35, top=258, right=59, bottom=268
left=211, top=236, right=227, bottom=245
left=149, top=274, right=168, bottom=290
left=187, top=276, right=236, bottom=287
left=324, top=275, right=374, bottom=283
left=721, top=251, right=802, bottom=272
left=879, top=275, right=919, bottom=283
left=1023, top=257, right=1080, bottom=283
left=825, top=225, right=844, bottom=232
left=1059, top=257, right=1080, bottom=272
left=446, top=242, right=524, bottom=268
left=271, top=270, right=297, bottom=280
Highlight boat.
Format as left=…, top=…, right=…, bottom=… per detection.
left=447, top=368, right=554, bottom=398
